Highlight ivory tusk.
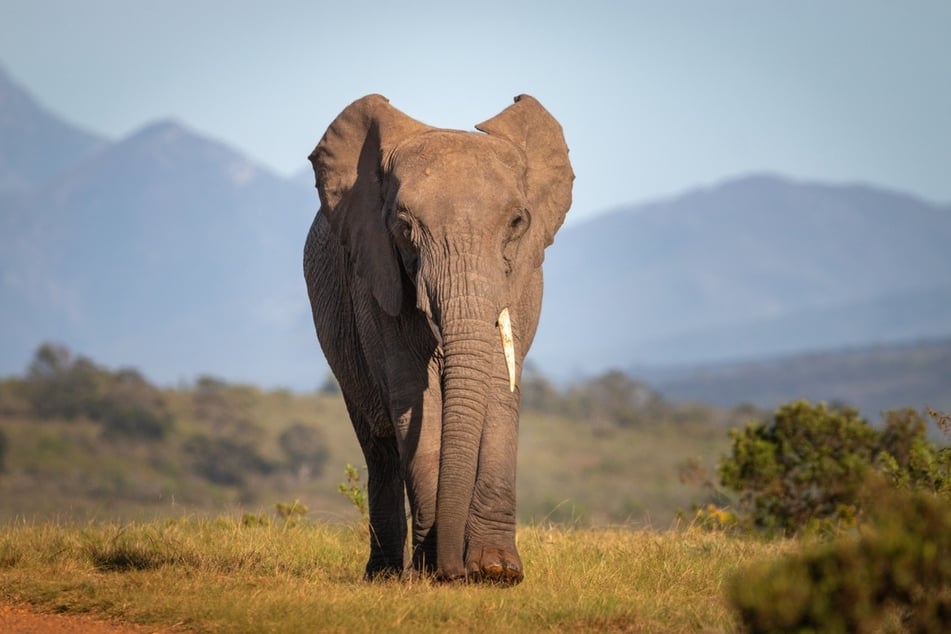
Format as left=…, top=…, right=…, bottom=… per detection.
left=498, top=307, right=516, bottom=392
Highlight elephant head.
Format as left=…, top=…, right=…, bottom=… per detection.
left=309, top=94, right=573, bottom=581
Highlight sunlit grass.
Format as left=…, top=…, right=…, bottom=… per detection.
left=0, top=517, right=794, bottom=632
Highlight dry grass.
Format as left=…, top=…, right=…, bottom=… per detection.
left=0, top=517, right=794, bottom=632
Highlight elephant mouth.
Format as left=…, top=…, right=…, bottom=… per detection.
left=497, top=307, right=516, bottom=392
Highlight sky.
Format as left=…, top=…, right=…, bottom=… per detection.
left=1, top=1, right=950, bottom=223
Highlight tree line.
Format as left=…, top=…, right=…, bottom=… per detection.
left=0, top=343, right=329, bottom=489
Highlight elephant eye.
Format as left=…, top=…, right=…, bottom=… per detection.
left=508, top=209, right=530, bottom=239
left=392, top=210, right=415, bottom=244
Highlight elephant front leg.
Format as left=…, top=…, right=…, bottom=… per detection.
left=465, top=382, right=523, bottom=584
left=406, top=447, right=439, bottom=574
left=394, top=363, right=443, bottom=576
left=345, top=395, right=407, bottom=579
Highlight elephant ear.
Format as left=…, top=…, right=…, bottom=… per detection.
left=310, top=94, right=431, bottom=316
left=476, top=94, right=574, bottom=267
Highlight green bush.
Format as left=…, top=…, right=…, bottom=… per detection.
left=278, top=422, right=329, bottom=478
left=730, top=486, right=951, bottom=633
left=29, top=351, right=108, bottom=420
left=184, top=434, right=273, bottom=486
left=192, top=375, right=259, bottom=439
left=23, top=343, right=172, bottom=440
left=719, top=401, right=950, bottom=534
left=521, top=365, right=666, bottom=428
left=96, top=368, right=172, bottom=440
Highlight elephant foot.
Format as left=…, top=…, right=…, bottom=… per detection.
left=411, top=543, right=437, bottom=576
left=465, top=546, right=523, bottom=585
left=364, top=559, right=403, bottom=581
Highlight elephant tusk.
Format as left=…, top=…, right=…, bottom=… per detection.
left=498, top=307, right=516, bottom=392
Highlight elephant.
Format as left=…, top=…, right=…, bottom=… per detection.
left=303, top=93, right=573, bottom=583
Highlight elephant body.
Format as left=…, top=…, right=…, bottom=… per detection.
left=303, top=94, right=573, bottom=583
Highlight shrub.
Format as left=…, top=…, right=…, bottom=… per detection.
left=184, top=434, right=273, bottom=486
left=192, top=375, right=259, bottom=438
left=278, top=423, right=329, bottom=478
left=97, top=368, right=172, bottom=440
left=275, top=499, right=309, bottom=526
left=719, top=401, right=950, bottom=534
left=730, top=486, right=951, bottom=633
left=521, top=365, right=665, bottom=428
left=29, top=352, right=107, bottom=420
left=877, top=408, right=951, bottom=496
left=337, top=464, right=368, bottom=525
left=23, top=344, right=172, bottom=440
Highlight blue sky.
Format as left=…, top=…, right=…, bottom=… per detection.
left=2, top=1, right=949, bottom=222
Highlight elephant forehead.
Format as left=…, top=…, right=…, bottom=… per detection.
left=392, top=132, right=522, bottom=176
left=389, top=132, right=526, bottom=209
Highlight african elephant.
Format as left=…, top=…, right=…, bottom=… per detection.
left=303, top=94, right=573, bottom=583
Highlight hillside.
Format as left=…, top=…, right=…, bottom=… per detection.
left=643, top=337, right=951, bottom=417
left=0, top=345, right=739, bottom=526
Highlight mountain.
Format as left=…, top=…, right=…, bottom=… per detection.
left=0, top=65, right=322, bottom=387
left=533, top=174, right=951, bottom=376
left=0, top=66, right=104, bottom=192
left=2, top=63, right=950, bottom=392
left=642, top=337, right=951, bottom=418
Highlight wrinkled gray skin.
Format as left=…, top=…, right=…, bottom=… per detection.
left=303, top=94, right=573, bottom=583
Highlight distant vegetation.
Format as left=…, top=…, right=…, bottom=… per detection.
left=3, top=342, right=949, bottom=529
left=0, top=343, right=347, bottom=519
left=0, top=343, right=760, bottom=525
left=22, top=343, right=172, bottom=440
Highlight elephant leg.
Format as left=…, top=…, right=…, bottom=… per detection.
left=395, top=363, right=443, bottom=575
left=345, top=400, right=407, bottom=579
left=364, top=434, right=407, bottom=579
left=405, top=441, right=439, bottom=574
left=465, top=380, right=522, bottom=584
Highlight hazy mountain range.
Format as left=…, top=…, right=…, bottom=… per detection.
left=2, top=63, right=950, bottom=399
left=535, top=173, right=951, bottom=375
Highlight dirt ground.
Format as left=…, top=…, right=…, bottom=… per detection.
left=0, top=604, right=169, bottom=633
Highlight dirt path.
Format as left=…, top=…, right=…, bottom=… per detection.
left=0, top=604, right=170, bottom=633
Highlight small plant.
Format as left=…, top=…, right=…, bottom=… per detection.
left=689, top=503, right=739, bottom=531
left=275, top=499, right=309, bottom=526
left=241, top=512, right=271, bottom=527
left=337, top=464, right=368, bottom=525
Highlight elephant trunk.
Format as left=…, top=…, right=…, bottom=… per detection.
left=432, top=270, right=505, bottom=580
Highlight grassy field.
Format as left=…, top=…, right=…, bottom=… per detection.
left=0, top=517, right=794, bottom=632
left=0, top=362, right=782, bottom=630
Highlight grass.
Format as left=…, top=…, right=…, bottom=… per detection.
left=0, top=517, right=793, bottom=632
